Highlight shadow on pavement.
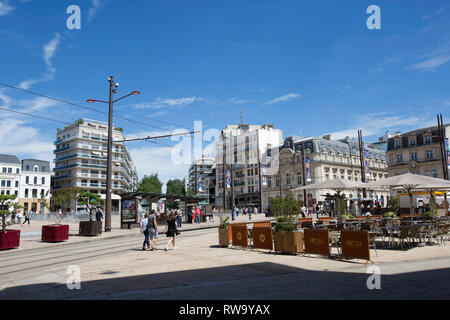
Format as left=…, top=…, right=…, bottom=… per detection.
left=1, top=262, right=449, bottom=300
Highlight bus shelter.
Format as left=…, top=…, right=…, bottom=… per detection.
left=120, top=192, right=200, bottom=229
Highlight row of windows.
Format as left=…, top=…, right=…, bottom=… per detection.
left=2, top=167, right=19, bottom=174
left=0, top=190, right=18, bottom=196
left=24, top=189, right=47, bottom=198
left=396, top=150, right=433, bottom=163
left=24, top=176, right=46, bottom=185
left=1, top=180, right=19, bottom=188
left=394, top=135, right=432, bottom=148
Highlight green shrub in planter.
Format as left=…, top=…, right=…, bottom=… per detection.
left=219, top=216, right=230, bottom=229
left=383, top=211, right=397, bottom=218
left=423, top=211, right=433, bottom=218
left=274, top=215, right=296, bottom=233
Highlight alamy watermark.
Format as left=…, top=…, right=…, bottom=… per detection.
left=366, top=265, right=381, bottom=290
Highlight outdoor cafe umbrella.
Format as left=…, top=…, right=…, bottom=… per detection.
left=293, top=178, right=368, bottom=217
left=401, top=183, right=450, bottom=218
left=367, top=173, right=450, bottom=220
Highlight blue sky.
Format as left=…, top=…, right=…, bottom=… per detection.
left=0, top=0, right=449, bottom=188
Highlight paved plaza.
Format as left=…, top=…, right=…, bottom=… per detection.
left=1, top=218, right=449, bottom=300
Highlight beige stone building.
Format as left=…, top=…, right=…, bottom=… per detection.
left=262, top=135, right=389, bottom=213
left=386, top=124, right=450, bottom=178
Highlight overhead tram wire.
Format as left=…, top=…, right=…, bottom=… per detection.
left=0, top=82, right=182, bottom=134
left=0, top=106, right=71, bottom=125
left=0, top=81, right=209, bottom=145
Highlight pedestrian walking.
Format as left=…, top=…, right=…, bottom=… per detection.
left=248, top=207, right=252, bottom=220
left=16, top=210, right=22, bottom=224
left=148, top=209, right=158, bottom=250
left=22, top=211, right=31, bottom=226
left=164, top=211, right=178, bottom=251
left=177, top=209, right=183, bottom=228
left=301, top=205, right=307, bottom=218
left=196, top=206, right=201, bottom=224
left=95, top=209, right=103, bottom=222
left=232, top=206, right=237, bottom=221
left=140, top=213, right=150, bottom=251
left=192, top=207, right=196, bottom=224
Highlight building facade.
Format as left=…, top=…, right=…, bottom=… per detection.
left=19, top=159, right=51, bottom=213
left=188, top=156, right=215, bottom=206
left=0, top=155, right=21, bottom=206
left=215, top=124, right=283, bottom=211
left=386, top=124, right=450, bottom=179
left=52, top=119, right=139, bottom=210
left=262, top=135, right=390, bottom=212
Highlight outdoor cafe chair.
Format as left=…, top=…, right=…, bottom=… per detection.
left=368, top=231, right=378, bottom=256
left=408, top=225, right=421, bottom=246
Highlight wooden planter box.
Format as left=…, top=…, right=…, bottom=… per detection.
left=0, top=230, right=20, bottom=250
left=42, top=224, right=69, bottom=242
left=274, top=231, right=303, bottom=254
left=218, top=227, right=230, bottom=247
left=79, top=221, right=102, bottom=236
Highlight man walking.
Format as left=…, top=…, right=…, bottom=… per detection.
left=22, top=210, right=31, bottom=226
left=96, top=209, right=103, bottom=222
left=140, top=213, right=150, bottom=251
left=147, top=209, right=158, bottom=250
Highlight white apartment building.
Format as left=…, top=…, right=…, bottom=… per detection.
left=215, top=124, right=283, bottom=210
left=0, top=155, right=22, bottom=208
left=19, top=159, right=51, bottom=213
left=52, top=119, right=139, bottom=210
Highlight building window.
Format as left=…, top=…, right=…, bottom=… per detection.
left=297, top=173, right=302, bottom=185
left=25, top=189, right=29, bottom=198
left=25, top=176, right=29, bottom=184
left=411, top=153, right=417, bottom=161
left=15, top=181, right=18, bottom=188
left=7, top=168, right=12, bottom=173
left=425, top=169, right=431, bottom=177
left=16, top=168, right=19, bottom=174
left=41, top=177, right=45, bottom=185
left=286, top=173, right=291, bottom=186
left=34, top=166, right=38, bottom=172
left=426, top=150, right=432, bottom=159
left=32, top=189, right=37, bottom=198
left=2, top=167, right=6, bottom=173
left=395, top=140, right=401, bottom=148
left=410, top=139, right=416, bottom=146
left=432, top=169, right=438, bottom=178
left=0, top=180, right=4, bottom=187
left=425, top=135, right=431, bottom=144
left=34, top=176, right=37, bottom=184
left=397, top=155, right=403, bottom=163
left=6, top=180, right=11, bottom=187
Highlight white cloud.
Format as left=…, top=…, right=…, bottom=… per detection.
left=406, top=54, right=450, bottom=72
left=0, top=118, right=54, bottom=163
left=264, top=93, right=301, bottom=105
left=134, top=97, right=204, bottom=109
left=0, top=1, right=14, bottom=16
left=43, top=33, right=60, bottom=67
left=19, top=33, right=61, bottom=89
left=128, top=145, right=190, bottom=191
left=229, top=98, right=246, bottom=104
left=327, top=112, right=435, bottom=140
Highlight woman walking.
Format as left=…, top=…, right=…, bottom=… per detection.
left=140, top=213, right=150, bottom=251
left=22, top=211, right=31, bottom=226
left=164, top=211, right=178, bottom=251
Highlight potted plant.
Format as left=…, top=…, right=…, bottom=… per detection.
left=218, top=215, right=230, bottom=247
left=273, top=215, right=303, bottom=254
left=41, top=188, right=79, bottom=242
left=423, top=211, right=433, bottom=220
left=0, top=195, right=21, bottom=250
left=78, top=192, right=104, bottom=236
left=383, top=211, right=397, bottom=218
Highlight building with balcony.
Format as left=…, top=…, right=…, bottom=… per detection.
left=262, top=135, right=389, bottom=212
left=215, top=124, right=283, bottom=210
left=52, top=119, right=139, bottom=210
left=19, top=159, right=51, bottom=213
left=188, top=156, right=216, bottom=206
left=386, top=124, right=450, bottom=178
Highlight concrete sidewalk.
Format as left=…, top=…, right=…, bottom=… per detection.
left=6, top=213, right=271, bottom=252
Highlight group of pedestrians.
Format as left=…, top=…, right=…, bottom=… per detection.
left=8, top=210, right=31, bottom=226
left=140, top=209, right=180, bottom=252
left=232, top=206, right=259, bottom=221
left=191, top=206, right=202, bottom=224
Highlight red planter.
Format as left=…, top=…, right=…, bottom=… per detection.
left=42, top=224, right=69, bottom=242
left=0, top=230, right=21, bottom=250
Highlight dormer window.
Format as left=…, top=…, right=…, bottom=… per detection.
left=425, top=135, right=431, bottom=144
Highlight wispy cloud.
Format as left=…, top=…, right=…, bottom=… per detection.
left=263, top=93, right=301, bottom=105
left=19, top=33, right=61, bottom=89
left=134, top=97, right=204, bottom=109
left=0, top=1, right=14, bottom=16
left=406, top=51, right=450, bottom=72
left=88, top=0, right=104, bottom=22
left=328, top=112, right=435, bottom=140
left=229, top=97, right=246, bottom=105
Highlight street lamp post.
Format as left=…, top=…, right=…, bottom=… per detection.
left=87, top=76, right=140, bottom=232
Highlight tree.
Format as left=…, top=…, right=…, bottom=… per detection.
left=52, top=187, right=82, bottom=212
left=166, top=179, right=184, bottom=195
left=186, top=187, right=196, bottom=196
left=38, top=190, right=51, bottom=214
left=0, top=194, right=17, bottom=232
left=77, top=192, right=104, bottom=221
left=269, top=192, right=300, bottom=217
left=138, top=173, right=163, bottom=193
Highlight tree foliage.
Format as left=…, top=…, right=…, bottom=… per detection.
left=0, top=194, right=17, bottom=232
left=138, top=173, right=163, bottom=193
left=166, top=179, right=184, bottom=195
left=269, top=191, right=301, bottom=217
left=51, top=187, right=81, bottom=211
left=78, top=192, right=104, bottom=221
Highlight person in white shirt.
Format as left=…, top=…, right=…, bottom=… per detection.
left=140, top=213, right=150, bottom=251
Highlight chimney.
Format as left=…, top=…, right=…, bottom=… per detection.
left=322, top=134, right=331, bottom=140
